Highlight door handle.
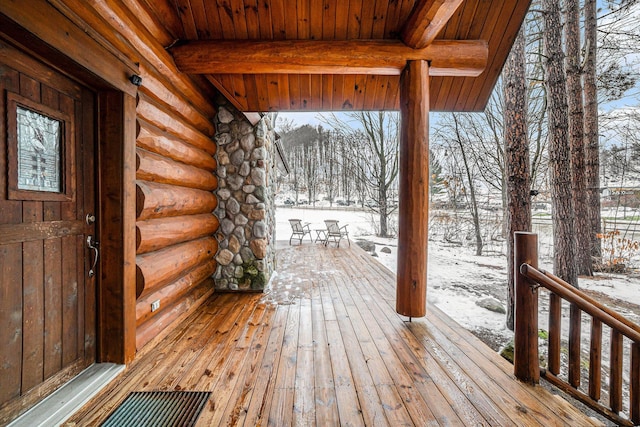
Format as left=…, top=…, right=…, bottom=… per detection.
left=87, top=235, right=99, bottom=278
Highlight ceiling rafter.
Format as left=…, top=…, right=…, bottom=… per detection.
left=401, top=0, right=465, bottom=49
left=171, top=39, right=488, bottom=77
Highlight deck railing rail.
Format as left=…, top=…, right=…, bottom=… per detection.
left=513, top=232, right=640, bottom=427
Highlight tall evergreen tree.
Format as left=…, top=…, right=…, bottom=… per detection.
left=504, top=28, right=531, bottom=330
left=543, top=0, right=578, bottom=287
left=584, top=0, right=602, bottom=262
left=565, top=0, right=591, bottom=276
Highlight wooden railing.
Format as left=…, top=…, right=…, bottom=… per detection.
left=514, top=232, right=640, bottom=427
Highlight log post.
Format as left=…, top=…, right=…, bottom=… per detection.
left=514, top=231, right=539, bottom=384
left=631, top=341, right=640, bottom=425
left=396, top=60, right=429, bottom=318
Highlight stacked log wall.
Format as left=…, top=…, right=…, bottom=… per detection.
left=51, top=0, right=221, bottom=350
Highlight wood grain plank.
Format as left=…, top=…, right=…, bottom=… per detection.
left=322, top=0, right=337, bottom=39
left=21, top=202, right=45, bottom=392
left=256, top=0, right=273, bottom=38
left=243, top=0, right=261, bottom=38
left=332, top=74, right=344, bottom=110
left=610, top=329, right=623, bottom=413
left=213, top=303, right=276, bottom=425
left=371, top=0, right=390, bottom=38
left=229, top=74, right=250, bottom=111
left=43, top=228, right=63, bottom=380
left=0, top=241, right=23, bottom=403
left=240, top=305, right=290, bottom=426
left=352, top=75, right=367, bottom=110
left=216, top=0, right=237, bottom=39
left=334, top=0, right=349, bottom=40
left=568, top=304, right=582, bottom=387
left=359, top=0, right=375, bottom=38
left=189, top=0, right=210, bottom=39
left=328, top=272, right=389, bottom=425
left=321, top=75, right=334, bottom=110
left=230, top=0, right=249, bottom=39
left=319, top=287, right=364, bottom=423
left=268, top=295, right=301, bottom=425
left=288, top=74, right=302, bottom=110
left=196, top=303, right=269, bottom=425
left=310, top=283, right=340, bottom=425
left=309, top=75, right=323, bottom=111
left=271, top=0, right=287, bottom=40
left=80, top=87, right=96, bottom=363
left=296, top=0, right=310, bottom=39
left=548, top=293, right=562, bottom=374
left=346, top=0, right=363, bottom=39
left=174, top=0, right=199, bottom=39
left=298, top=75, right=313, bottom=110
left=293, top=296, right=315, bottom=426
left=589, top=318, right=602, bottom=401
left=341, top=75, right=356, bottom=110
left=332, top=259, right=414, bottom=426
left=309, top=0, right=323, bottom=40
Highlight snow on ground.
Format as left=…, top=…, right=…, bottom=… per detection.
left=276, top=206, right=640, bottom=344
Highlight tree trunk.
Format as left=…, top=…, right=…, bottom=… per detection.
left=584, top=0, right=602, bottom=262
left=544, top=0, right=578, bottom=287
left=504, top=29, right=531, bottom=330
left=565, top=0, right=592, bottom=276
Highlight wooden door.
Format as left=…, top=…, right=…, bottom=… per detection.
left=0, top=41, right=97, bottom=420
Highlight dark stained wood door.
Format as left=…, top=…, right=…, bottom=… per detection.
left=0, top=40, right=97, bottom=421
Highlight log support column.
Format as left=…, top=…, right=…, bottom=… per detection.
left=514, top=231, right=540, bottom=384
left=397, top=60, right=429, bottom=318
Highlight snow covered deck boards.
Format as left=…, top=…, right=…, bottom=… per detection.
left=67, top=243, right=602, bottom=426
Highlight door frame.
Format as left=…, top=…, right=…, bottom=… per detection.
left=0, top=4, right=138, bottom=366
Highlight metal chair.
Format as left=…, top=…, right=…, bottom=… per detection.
left=288, top=219, right=311, bottom=245
left=324, top=219, right=350, bottom=247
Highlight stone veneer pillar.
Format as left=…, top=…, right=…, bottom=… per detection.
left=213, top=102, right=276, bottom=291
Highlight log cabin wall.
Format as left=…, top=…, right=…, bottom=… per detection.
left=0, top=0, right=223, bottom=352
left=213, top=99, right=277, bottom=291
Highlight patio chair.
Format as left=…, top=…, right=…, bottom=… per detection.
left=288, top=219, right=312, bottom=245
left=324, top=219, right=350, bottom=247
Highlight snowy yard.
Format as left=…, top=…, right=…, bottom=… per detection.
left=275, top=207, right=640, bottom=335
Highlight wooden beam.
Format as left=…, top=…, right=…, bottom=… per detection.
left=171, top=39, right=487, bottom=77
left=98, top=92, right=137, bottom=364
left=401, top=0, right=464, bottom=49
left=396, top=60, right=429, bottom=318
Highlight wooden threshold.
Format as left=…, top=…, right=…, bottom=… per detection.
left=66, top=243, right=603, bottom=426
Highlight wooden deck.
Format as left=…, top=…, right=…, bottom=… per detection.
left=67, top=243, right=602, bottom=426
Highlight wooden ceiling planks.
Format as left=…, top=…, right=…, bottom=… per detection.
left=155, top=0, right=530, bottom=112
left=472, top=0, right=531, bottom=111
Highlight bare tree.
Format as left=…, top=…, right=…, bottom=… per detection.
left=544, top=0, right=578, bottom=286
left=452, top=114, right=484, bottom=255
left=504, top=28, right=532, bottom=330
left=323, top=112, right=400, bottom=237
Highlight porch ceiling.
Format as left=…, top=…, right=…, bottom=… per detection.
left=151, top=0, right=531, bottom=112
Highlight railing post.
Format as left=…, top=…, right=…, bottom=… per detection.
left=514, top=231, right=539, bottom=384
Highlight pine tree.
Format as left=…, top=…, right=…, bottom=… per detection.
left=565, top=0, right=591, bottom=276
left=543, top=0, right=578, bottom=287
left=584, top=0, right=602, bottom=262
left=504, top=28, right=531, bottom=330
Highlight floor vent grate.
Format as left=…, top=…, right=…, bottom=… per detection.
left=101, top=391, right=210, bottom=427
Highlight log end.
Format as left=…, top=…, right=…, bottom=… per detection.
left=136, top=264, right=145, bottom=299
